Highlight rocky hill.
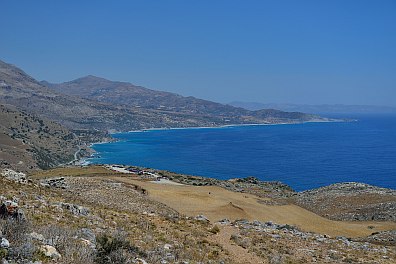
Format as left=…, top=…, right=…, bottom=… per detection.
left=1, top=59, right=326, bottom=132
left=293, top=182, right=396, bottom=222
left=1, top=166, right=395, bottom=264
left=0, top=59, right=333, bottom=172
left=44, top=75, right=323, bottom=124
left=0, top=104, right=80, bottom=171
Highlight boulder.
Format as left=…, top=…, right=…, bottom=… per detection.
left=40, top=177, right=68, bottom=189
left=39, top=245, right=61, bottom=260
left=1, top=169, right=27, bottom=183
left=29, top=232, right=45, bottom=242
left=194, top=214, right=210, bottom=223
left=0, top=238, right=10, bottom=248
left=0, top=200, right=25, bottom=220
left=60, top=203, right=89, bottom=216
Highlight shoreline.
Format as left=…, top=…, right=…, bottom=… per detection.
left=79, top=118, right=357, bottom=189
left=117, top=117, right=348, bottom=134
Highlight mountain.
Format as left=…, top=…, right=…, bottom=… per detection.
left=1, top=59, right=322, bottom=133
left=44, top=75, right=323, bottom=124
left=0, top=104, right=80, bottom=171
left=0, top=59, right=328, bottom=169
left=229, top=101, right=396, bottom=114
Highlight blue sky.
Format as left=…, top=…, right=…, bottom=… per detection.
left=1, top=0, right=395, bottom=106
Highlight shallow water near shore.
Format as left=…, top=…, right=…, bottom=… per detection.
left=89, top=114, right=396, bottom=191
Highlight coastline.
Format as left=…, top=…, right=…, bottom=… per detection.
left=80, top=114, right=396, bottom=192
left=120, top=117, right=347, bottom=134
left=83, top=119, right=344, bottom=164
left=83, top=118, right=366, bottom=190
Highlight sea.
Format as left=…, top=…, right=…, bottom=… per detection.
left=88, top=114, right=396, bottom=191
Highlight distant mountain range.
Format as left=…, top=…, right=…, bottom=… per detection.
left=42, top=75, right=323, bottom=126
left=0, top=59, right=328, bottom=170
left=229, top=102, right=396, bottom=114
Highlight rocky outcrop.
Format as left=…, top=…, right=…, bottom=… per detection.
left=195, top=215, right=210, bottom=223
left=0, top=169, right=26, bottom=183
left=40, top=177, right=68, bottom=189
left=59, top=202, right=89, bottom=216
left=39, top=245, right=61, bottom=260
left=294, top=182, right=396, bottom=222
left=219, top=219, right=396, bottom=263
left=0, top=238, right=9, bottom=249
left=355, top=230, right=396, bottom=246
left=0, top=200, right=25, bottom=221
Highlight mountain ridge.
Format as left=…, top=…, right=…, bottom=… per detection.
left=44, top=74, right=323, bottom=123
left=230, top=101, right=396, bottom=114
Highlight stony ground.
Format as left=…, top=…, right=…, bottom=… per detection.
left=293, top=182, right=396, bottom=222
left=1, top=165, right=396, bottom=264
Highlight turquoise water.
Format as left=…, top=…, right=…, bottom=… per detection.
left=89, top=114, right=396, bottom=191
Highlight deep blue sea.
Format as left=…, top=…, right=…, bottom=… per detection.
left=89, top=114, right=396, bottom=191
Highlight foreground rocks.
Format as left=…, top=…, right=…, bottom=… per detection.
left=217, top=219, right=396, bottom=263
left=2, top=166, right=396, bottom=264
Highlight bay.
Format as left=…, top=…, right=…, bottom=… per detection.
left=88, top=114, right=396, bottom=191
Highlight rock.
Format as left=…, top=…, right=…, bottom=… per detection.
left=163, top=243, right=172, bottom=250
left=1, top=169, right=27, bottom=183
left=40, top=177, right=68, bottom=189
left=29, top=232, right=45, bottom=242
left=60, top=203, right=89, bottom=216
left=0, top=200, right=25, bottom=220
left=0, top=238, right=10, bottom=248
left=136, top=258, right=148, bottom=264
left=194, top=214, right=209, bottom=223
left=217, top=218, right=231, bottom=225
left=39, top=245, right=61, bottom=259
left=80, top=238, right=95, bottom=248
left=78, top=228, right=96, bottom=244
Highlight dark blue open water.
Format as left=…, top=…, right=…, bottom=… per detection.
left=89, top=114, right=396, bottom=191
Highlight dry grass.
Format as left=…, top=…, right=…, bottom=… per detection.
left=29, top=165, right=122, bottom=179
left=113, top=177, right=396, bottom=238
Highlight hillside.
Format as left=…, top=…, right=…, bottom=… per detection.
left=0, top=59, right=329, bottom=171
left=0, top=104, right=80, bottom=171
left=1, top=166, right=396, bottom=263
left=0, top=59, right=326, bottom=134
left=44, top=75, right=323, bottom=124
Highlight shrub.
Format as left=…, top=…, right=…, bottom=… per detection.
left=209, top=225, right=220, bottom=234
left=95, top=232, right=145, bottom=264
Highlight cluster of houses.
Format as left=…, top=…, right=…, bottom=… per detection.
left=106, top=165, right=164, bottom=181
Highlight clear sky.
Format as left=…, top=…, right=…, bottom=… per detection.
left=1, top=0, right=395, bottom=106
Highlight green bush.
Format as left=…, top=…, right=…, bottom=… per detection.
left=95, top=232, right=145, bottom=264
